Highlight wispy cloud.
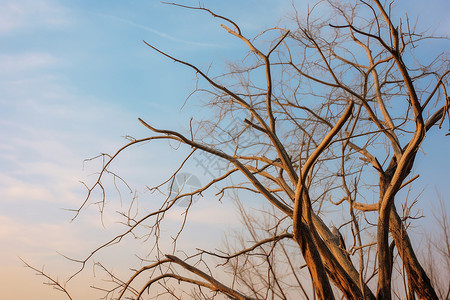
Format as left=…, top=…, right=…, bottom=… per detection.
left=0, top=52, right=60, bottom=76
left=99, top=13, right=222, bottom=48
left=0, top=0, right=69, bottom=34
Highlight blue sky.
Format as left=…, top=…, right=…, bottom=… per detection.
left=0, top=0, right=449, bottom=299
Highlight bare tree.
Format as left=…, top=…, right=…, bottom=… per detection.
left=27, top=1, right=449, bottom=299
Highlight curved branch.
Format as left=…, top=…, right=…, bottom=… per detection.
left=165, top=255, right=255, bottom=300
left=199, top=232, right=294, bottom=261
left=138, top=118, right=293, bottom=216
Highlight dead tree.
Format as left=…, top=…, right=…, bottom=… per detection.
left=27, top=1, right=449, bottom=299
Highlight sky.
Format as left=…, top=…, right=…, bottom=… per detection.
left=0, top=0, right=449, bottom=299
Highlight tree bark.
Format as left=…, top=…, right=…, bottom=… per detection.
left=389, top=208, right=439, bottom=300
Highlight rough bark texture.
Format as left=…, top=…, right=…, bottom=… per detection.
left=389, top=209, right=439, bottom=300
